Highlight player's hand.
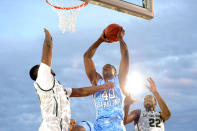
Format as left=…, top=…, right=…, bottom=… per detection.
left=100, top=30, right=112, bottom=43
left=117, top=27, right=125, bottom=41
left=102, top=81, right=114, bottom=89
left=44, top=28, right=53, bottom=41
left=145, top=77, right=157, bottom=93
left=69, top=119, right=77, bottom=131
left=124, top=95, right=137, bottom=106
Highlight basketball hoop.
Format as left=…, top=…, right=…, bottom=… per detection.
left=46, top=0, right=88, bottom=33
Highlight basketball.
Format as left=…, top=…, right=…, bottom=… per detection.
left=104, top=24, right=123, bottom=43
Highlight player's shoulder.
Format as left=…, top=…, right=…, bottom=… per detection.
left=130, top=109, right=141, bottom=119
left=133, top=109, right=141, bottom=116
left=36, top=63, right=52, bottom=82
left=39, top=63, right=51, bottom=70
left=33, top=81, right=37, bottom=88
left=133, top=109, right=141, bottom=123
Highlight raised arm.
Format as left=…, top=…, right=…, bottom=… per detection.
left=70, top=81, right=114, bottom=97
left=118, top=28, right=130, bottom=95
left=35, top=29, right=54, bottom=90
left=123, top=95, right=137, bottom=124
left=145, top=77, right=171, bottom=121
left=41, top=28, right=53, bottom=67
left=124, top=109, right=141, bottom=125
left=83, top=34, right=105, bottom=85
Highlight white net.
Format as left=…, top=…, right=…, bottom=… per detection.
left=47, top=0, right=87, bottom=33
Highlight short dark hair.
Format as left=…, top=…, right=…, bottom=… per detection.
left=29, top=65, right=40, bottom=81
left=103, top=64, right=117, bottom=75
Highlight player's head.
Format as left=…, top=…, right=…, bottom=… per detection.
left=144, top=95, right=157, bottom=111
left=69, top=119, right=77, bottom=131
left=102, top=64, right=117, bottom=80
left=29, top=64, right=55, bottom=81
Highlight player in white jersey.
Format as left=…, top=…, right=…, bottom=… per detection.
left=124, top=77, right=171, bottom=131
left=29, top=29, right=114, bottom=131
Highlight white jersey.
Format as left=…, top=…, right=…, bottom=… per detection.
left=34, top=63, right=72, bottom=131
left=135, top=111, right=165, bottom=131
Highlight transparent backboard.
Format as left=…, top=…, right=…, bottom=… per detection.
left=83, top=0, right=154, bottom=20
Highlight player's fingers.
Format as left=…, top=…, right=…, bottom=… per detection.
left=108, top=81, right=114, bottom=88
left=122, top=30, right=125, bottom=37
left=103, top=83, right=108, bottom=87
left=104, top=82, right=111, bottom=88
left=101, top=31, right=105, bottom=39
left=149, top=77, right=153, bottom=83
left=44, top=30, right=53, bottom=41
left=147, top=77, right=151, bottom=82
left=149, top=78, right=155, bottom=86
left=121, top=27, right=125, bottom=35
left=117, top=28, right=122, bottom=37
left=111, top=82, right=115, bottom=88
left=122, top=28, right=125, bottom=33
left=145, top=84, right=151, bottom=89
left=109, top=81, right=113, bottom=84
left=44, top=28, right=50, bottom=34
left=147, top=77, right=154, bottom=85
left=150, top=77, right=156, bottom=85
left=147, top=77, right=150, bottom=83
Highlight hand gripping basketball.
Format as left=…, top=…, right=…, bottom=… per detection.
left=117, top=27, right=125, bottom=41
left=102, top=24, right=124, bottom=43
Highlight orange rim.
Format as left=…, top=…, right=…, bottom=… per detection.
left=46, top=0, right=88, bottom=10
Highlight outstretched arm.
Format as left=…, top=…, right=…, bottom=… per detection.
left=123, top=95, right=137, bottom=124
left=118, top=28, right=130, bottom=95
left=36, top=29, right=53, bottom=90
left=70, top=81, right=114, bottom=97
left=145, top=77, right=171, bottom=121
left=84, top=34, right=106, bottom=85
left=41, top=28, right=53, bottom=67
left=124, top=109, right=141, bottom=125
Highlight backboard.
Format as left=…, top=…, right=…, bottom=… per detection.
left=83, top=0, right=154, bottom=20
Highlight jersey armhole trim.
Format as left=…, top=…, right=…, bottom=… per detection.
left=85, top=121, right=92, bottom=131
left=35, top=77, right=56, bottom=91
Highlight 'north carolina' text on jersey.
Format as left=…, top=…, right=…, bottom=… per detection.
left=94, top=76, right=125, bottom=130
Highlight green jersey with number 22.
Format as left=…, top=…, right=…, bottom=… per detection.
left=135, top=111, right=164, bottom=131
